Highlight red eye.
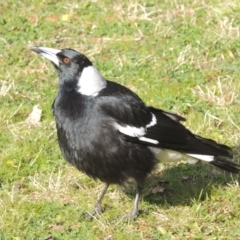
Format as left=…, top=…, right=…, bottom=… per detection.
left=63, top=57, right=70, bottom=64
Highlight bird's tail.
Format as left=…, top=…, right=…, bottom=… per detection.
left=151, top=147, right=240, bottom=174
left=150, top=133, right=240, bottom=174
left=209, top=156, right=240, bottom=173
left=185, top=134, right=240, bottom=173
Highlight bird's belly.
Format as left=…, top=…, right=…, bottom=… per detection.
left=56, top=123, right=155, bottom=185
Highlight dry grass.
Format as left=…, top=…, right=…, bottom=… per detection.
left=192, top=76, right=239, bottom=106
left=0, top=80, right=13, bottom=97
left=1, top=0, right=240, bottom=239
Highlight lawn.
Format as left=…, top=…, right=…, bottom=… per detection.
left=0, top=0, right=240, bottom=239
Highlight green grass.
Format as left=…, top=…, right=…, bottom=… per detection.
left=1, top=0, right=240, bottom=239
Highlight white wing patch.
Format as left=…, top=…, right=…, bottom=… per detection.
left=150, top=148, right=194, bottom=163
left=139, top=137, right=159, bottom=144
left=77, top=66, right=107, bottom=96
left=146, top=113, right=157, bottom=128
left=113, top=123, right=145, bottom=137
left=187, top=154, right=214, bottom=162
left=113, top=113, right=159, bottom=144
left=150, top=148, right=213, bottom=164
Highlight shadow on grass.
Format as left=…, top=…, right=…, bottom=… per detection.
left=78, top=146, right=240, bottom=219
left=122, top=146, right=240, bottom=211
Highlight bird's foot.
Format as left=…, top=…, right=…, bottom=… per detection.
left=85, top=203, right=103, bottom=220
left=124, top=212, right=138, bottom=220
left=116, top=209, right=139, bottom=222
left=126, top=208, right=139, bottom=219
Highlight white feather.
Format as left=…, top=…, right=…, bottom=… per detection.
left=113, top=113, right=158, bottom=144
left=150, top=148, right=214, bottom=163
left=146, top=113, right=157, bottom=128
left=113, top=121, right=159, bottom=144
left=186, top=154, right=214, bottom=162
left=77, top=66, right=106, bottom=96
left=113, top=123, right=146, bottom=137
left=139, top=137, right=159, bottom=144
left=150, top=148, right=199, bottom=164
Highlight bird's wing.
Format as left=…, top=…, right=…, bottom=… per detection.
left=97, top=85, right=240, bottom=173
left=144, top=107, right=232, bottom=156
left=98, top=91, right=232, bottom=158
left=97, top=89, right=188, bottom=148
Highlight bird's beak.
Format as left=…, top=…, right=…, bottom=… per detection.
left=31, top=46, right=61, bottom=67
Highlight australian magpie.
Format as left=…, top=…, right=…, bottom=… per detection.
left=31, top=46, right=240, bottom=218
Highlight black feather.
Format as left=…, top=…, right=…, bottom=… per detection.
left=145, top=107, right=232, bottom=157
left=210, top=157, right=240, bottom=173
left=53, top=87, right=155, bottom=185
left=32, top=46, right=239, bottom=218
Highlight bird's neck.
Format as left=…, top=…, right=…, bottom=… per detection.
left=59, top=79, right=78, bottom=92
left=76, top=66, right=107, bottom=97
left=53, top=87, right=93, bottom=120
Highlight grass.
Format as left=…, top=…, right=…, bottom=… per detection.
left=1, top=0, right=240, bottom=239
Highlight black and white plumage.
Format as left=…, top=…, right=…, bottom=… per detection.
left=31, top=46, right=240, bottom=218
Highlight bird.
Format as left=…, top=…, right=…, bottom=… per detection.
left=31, top=46, right=240, bottom=218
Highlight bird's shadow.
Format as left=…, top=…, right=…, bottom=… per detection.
left=122, top=145, right=240, bottom=211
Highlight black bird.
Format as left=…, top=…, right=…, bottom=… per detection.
left=31, top=46, right=240, bottom=218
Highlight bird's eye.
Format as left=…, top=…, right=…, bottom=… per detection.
left=63, top=57, right=70, bottom=64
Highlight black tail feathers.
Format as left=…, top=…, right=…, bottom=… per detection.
left=210, top=156, right=240, bottom=174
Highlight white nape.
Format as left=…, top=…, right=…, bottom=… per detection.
left=77, top=66, right=107, bottom=96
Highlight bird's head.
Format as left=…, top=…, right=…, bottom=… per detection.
left=31, top=46, right=106, bottom=96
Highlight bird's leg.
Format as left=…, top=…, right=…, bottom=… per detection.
left=89, top=183, right=109, bottom=217
left=128, top=184, right=142, bottom=218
